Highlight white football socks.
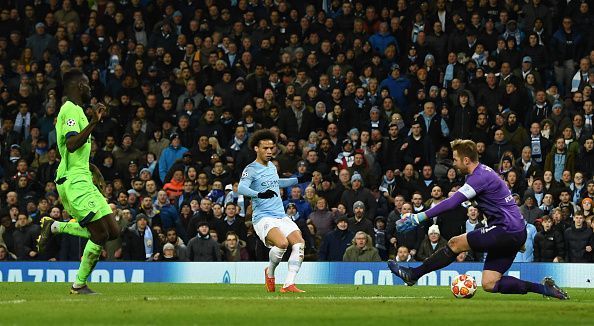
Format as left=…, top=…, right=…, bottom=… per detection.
left=284, top=243, right=304, bottom=287
left=268, top=246, right=286, bottom=277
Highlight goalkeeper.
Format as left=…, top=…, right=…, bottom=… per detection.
left=37, top=70, right=120, bottom=295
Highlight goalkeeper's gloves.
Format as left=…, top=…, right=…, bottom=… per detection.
left=396, top=212, right=427, bottom=233
left=257, top=189, right=278, bottom=199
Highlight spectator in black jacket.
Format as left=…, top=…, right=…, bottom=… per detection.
left=187, top=221, right=222, bottom=262
left=347, top=201, right=374, bottom=240
left=564, top=212, right=593, bottom=263
left=534, top=215, right=565, bottom=262
left=380, top=122, right=406, bottom=172
left=340, top=173, right=377, bottom=218
left=318, top=215, right=354, bottom=261
left=11, top=214, right=40, bottom=260
left=277, top=95, right=314, bottom=140
left=122, top=214, right=161, bottom=261
left=214, top=203, right=247, bottom=243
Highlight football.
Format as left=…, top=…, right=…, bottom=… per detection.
left=451, top=274, right=477, bottom=299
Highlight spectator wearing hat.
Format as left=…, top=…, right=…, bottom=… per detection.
left=343, top=230, right=381, bottom=262
left=366, top=106, right=388, bottom=135
left=379, top=63, right=411, bottom=114
left=121, top=160, right=141, bottom=187
left=373, top=216, right=389, bottom=260
left=416, top=224, right=447, bottom=261
left=26, top=22, right=56, bottom=61
left=340, top=173, right=377, bottom=218
left=158, top=133, right=189, bottom=183
left=348, top=150, right=376, bottom=189
left=335, top=138, right=357, bottom=168
left=175, top=78, right=203, bottom=113
left=347, top=201, right=374, bottom=240
left=283, top=186, right=312, bottom=220
left=549, top=100, right=571, bottom=132
left=502, top=111, right=529, bottom=155
left=187, top=221, right=222, bottom=262
left=513, top=56, right=542, bottom=86
left=112, top=134, right=144, bottom=176
left=289, top=160, right=312, bottom=194
left=519, top=193, right=544, bottom=225
left=229, top=77, right=252, bottom=119
left=581, top=197, right=593, bottom=218
left=318, top=215, right=355, bottom=261
left=122, top=214, right=161, bottom=261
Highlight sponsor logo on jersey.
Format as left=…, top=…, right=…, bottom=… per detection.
left=261, top=180, right=279, bottom=188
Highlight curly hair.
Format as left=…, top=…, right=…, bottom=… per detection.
left=248, top=129, right=277, bottom=149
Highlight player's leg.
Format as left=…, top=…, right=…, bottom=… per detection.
left=265, top=226, right=290, bottom=274
left=71, top=213, right=117, bottom=294
left=389, top=232, right=470, bottom=285
left=38, top=185, right=90, bottom=253
left=262, top=226, right=289, bottom=292
left=482, top=253, right=569, bottom=299
left=69, top=180, right=114, bottom=294
left=282, top=229, right=305, bottom=292
left=411, top=233, right=469, bottom=279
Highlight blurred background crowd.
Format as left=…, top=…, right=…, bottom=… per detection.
left=0, top=0, right=592, bottom=263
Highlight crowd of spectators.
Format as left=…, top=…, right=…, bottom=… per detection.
left=0, top=0, right=593, bottom=263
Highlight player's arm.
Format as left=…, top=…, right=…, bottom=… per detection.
left=90, top=163, right=106, bottom=195
left=237, top=168, right=277, bottom=199
left=278, top=177, right=298, bottom=188
left=66, top=103, right=105, bottom=153
left=237, top=168, right=259, bottom=198
left=422, top=185, right=473, bottom=219
left=398, top=184, right=474, bottom=232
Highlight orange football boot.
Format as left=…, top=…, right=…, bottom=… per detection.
left=265, top=267, right=275, bottom=292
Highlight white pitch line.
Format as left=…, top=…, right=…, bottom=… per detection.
left=0, top=299, right=27, bottom=304
left=0, top=296, right=445, bottom=304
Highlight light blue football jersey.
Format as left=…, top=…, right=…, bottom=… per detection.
left=238, top=160, right=297, bottom=224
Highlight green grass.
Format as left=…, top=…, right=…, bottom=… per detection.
left=0, top=283, right=592, bottom=325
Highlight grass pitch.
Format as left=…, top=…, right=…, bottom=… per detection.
left=0, top=283, right=592, bottom=325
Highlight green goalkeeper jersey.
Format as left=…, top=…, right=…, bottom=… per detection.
left=56, top=100, right=92, bottom=179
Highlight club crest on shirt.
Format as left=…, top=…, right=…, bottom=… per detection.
left=66, top=119, right=76, bottom=127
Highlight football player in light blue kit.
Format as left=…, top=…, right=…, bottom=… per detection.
left=238, top=130, right=306, bottom=293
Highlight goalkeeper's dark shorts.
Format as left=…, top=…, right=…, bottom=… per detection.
left=467, top=225, right=527, bottom=274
